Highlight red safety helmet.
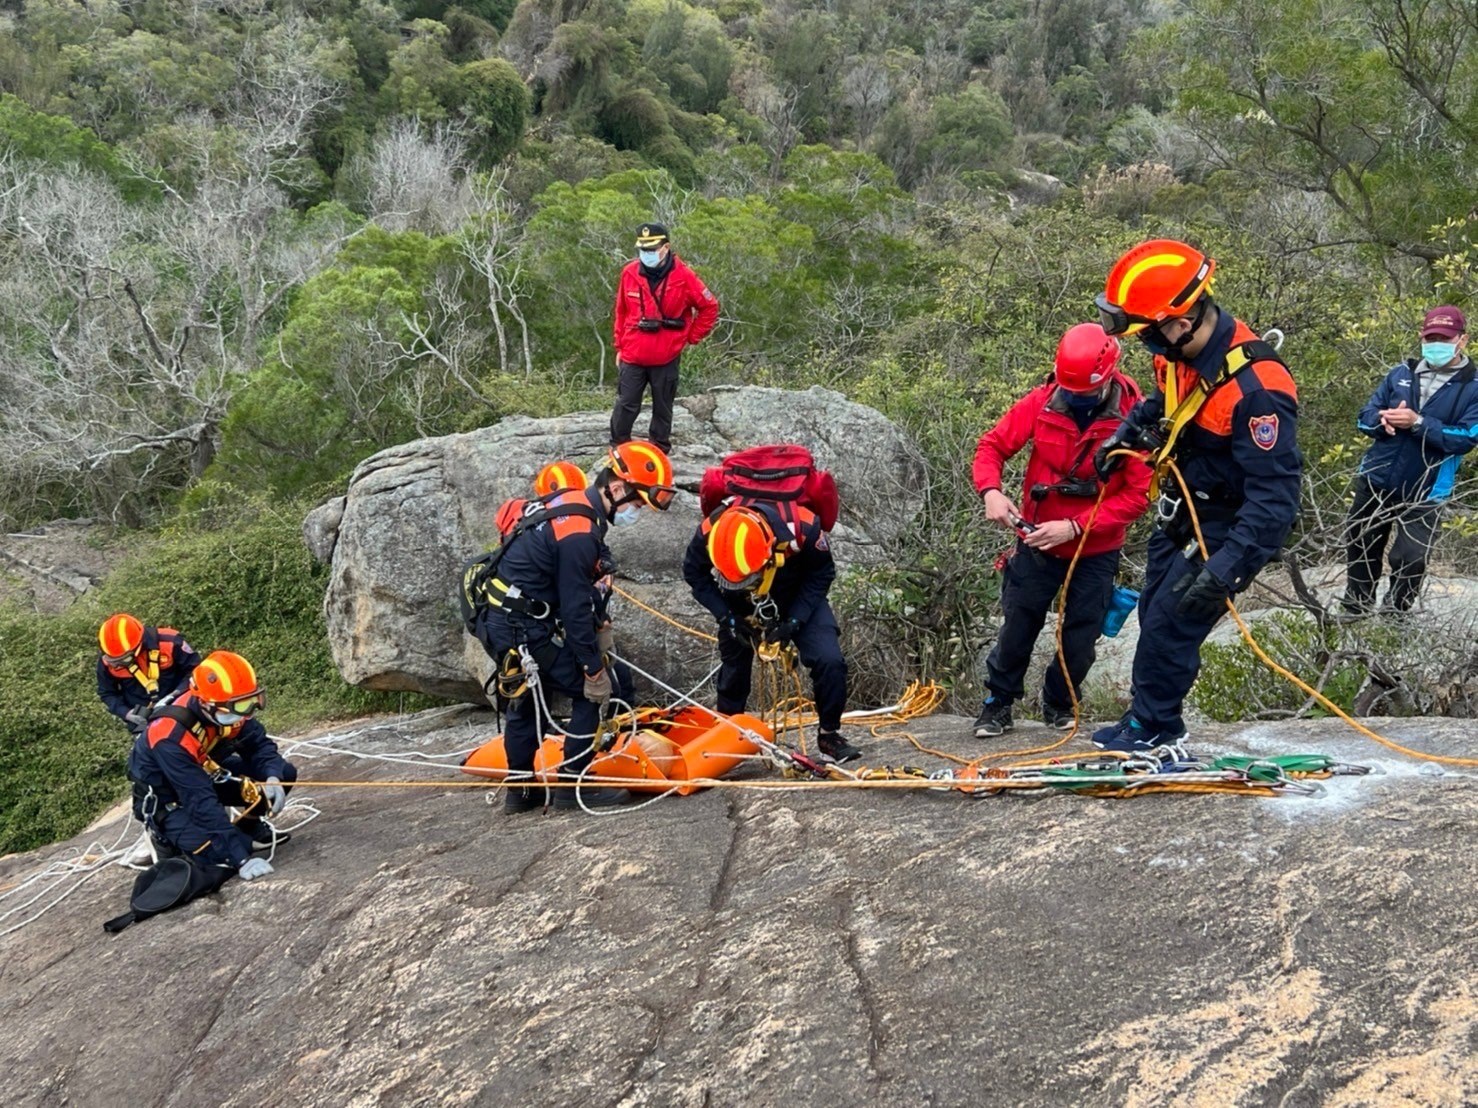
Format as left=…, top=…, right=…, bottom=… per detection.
left=98, top=613, right=145, bottom=666
left=1096, top=239, right=1215, bottom=336
left=607, top=441, right=677, bottom=511
left=1054, top=323, right=1121, bottom=392
left=189, top=651, right=265, bottom=725
left=707, top=505, right=781, bottom=590
left=534, top=460, right=588, bottom=498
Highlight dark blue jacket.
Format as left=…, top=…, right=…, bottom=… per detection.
left=127, top=693, right=289, bottom=868
left=1356, top=357, right=1478, bottom=501
left=684, top=499, right=836, bottom=625
left=488, top=487, right=609, bottom=677
left=96, top=626, right=200, bottom=723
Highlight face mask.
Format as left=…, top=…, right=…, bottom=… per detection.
left=1139, top=321, right=1188, bottom=359
left=638, top=249, right=663, bottom=268
left=1063, top=391, right=1103, bottom=416
left=612, top=503, right=643, bottom=527
left=1422, top=341, right=1458, bottom=367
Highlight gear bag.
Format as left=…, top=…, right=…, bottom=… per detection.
left=458, top=500, right=601, bottom=634
left=103, top=854, right=233, bottom=934
left=699, top=444, right=839, bottom=531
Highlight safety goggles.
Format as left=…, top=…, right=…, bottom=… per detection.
left=103, top=648, right=139, bottom=668
left=639, top=484, right=678, bottom=511
left=1094, top=293, right=1158, bottom=337
left=714, top=567, right=764, bottom=592
left=211, top=692, right=265, bottom=723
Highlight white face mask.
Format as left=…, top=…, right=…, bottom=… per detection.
left=612, top=503, right=643, bottom=527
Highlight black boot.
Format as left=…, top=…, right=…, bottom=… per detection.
left=972, top=697, right=1013, bottom=738
left=504, top=784, right=545, bottom=813
left=552, top=781, right=633, bottom=811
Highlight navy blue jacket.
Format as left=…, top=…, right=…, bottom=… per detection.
left=1356, top=357, right=1478, bottom=501
left=684, top=499, right=836, bottom=625
left=1125, top=312, right=1303, bottom=590
left=489, top=486, right=609, bottom=677
left=127, top=693, right=289, bottom=868
left=97, top=626, right=200, bottom=723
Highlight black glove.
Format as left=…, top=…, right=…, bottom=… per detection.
left=1094, top=422, right=1140, bottom=481
left=717, top=614, right=754, bottom=643
left=763, top=618, right=802, bottom=645
left=124, top=706, right=148, bottom=731
left=1172, top=566, right=1231, bottom=622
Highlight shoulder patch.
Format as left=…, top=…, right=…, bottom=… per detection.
left=1249, top=413, right=1280, bottom=451
left=815, top=532, right=829, bottom=552
left=551, top=514, right=595, bottom=540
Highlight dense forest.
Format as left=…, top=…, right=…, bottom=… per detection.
left=1, top=0, right=1475, bottom=849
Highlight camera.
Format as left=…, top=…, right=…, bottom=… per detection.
left=1029, top=478, right=1099, bottom=501
left=636, top=319, right=661, bottom=333
left=661, top=317, right=687, bottom=331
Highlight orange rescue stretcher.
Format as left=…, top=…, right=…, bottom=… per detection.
left=461, top=706, right=771, bottom=796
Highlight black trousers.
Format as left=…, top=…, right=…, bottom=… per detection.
left=716, top=603, right=848, bottom=732
left=475, top=612, right=602, bottom=777
left=986, top=545, right=1119, bottom=711
left=610, top=356, right=681, bottom=453
left=132, top=762, right=298, bottom=866
left=1343, top=477, right=1442, bottom=613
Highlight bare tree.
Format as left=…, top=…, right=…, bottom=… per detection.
left=348, top=118, right=476, bottom=235
left=459, top=170, right=533, bottom=378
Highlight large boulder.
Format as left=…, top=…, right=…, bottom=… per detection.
left=314, top=386, right=926, bottom=702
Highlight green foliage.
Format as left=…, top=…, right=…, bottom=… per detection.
left=0, top=94, right=156, bottom=201
left=462, top=57, right=530, bottom=164
left=0, top=504, right=427, bottom=855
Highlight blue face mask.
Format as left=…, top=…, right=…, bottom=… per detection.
left=1422, top=341, right=1458, bottom=367
left=612, top=503, right=643, bottom=527
left=638, top=249, right=663, bottom=268
left=1063, top=391, right=1102, bottom=416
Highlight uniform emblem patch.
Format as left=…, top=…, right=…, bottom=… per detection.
left=1249, top=413, right=1279, bottom=451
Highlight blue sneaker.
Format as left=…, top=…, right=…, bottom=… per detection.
left=1091, top=715, right=1187, bottom=753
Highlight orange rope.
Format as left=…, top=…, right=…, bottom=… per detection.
left=612, top=585, right=717, bottom=642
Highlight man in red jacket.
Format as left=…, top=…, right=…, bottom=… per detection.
left=610, top=222, right=720, bottom=455
left=970, top=323, right=1153, bottom=737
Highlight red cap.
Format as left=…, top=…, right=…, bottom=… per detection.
left=1421, top=306, right=1466, bottom=340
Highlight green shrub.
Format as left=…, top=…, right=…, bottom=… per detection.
left=0, top=503, right=429, bottom=855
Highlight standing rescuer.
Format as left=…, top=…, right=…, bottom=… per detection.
left=1341, top=306, right=1476, bottom=614
left=971, top=323, right=1153, bottom=738
left=610, top=222, right=720, bottom=455
left=97, top=613, right=201, bottom=736
left=1092, top=239, right=1302, bottom=753
left=463, top=442, right=677, bottom=812
left=684, top=498, right=862, bottom=763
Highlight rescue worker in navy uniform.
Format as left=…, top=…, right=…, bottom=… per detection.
left=1092, top=239, right=1302, bottom=752
left=127, top=651, right=295, bottom=882
left=469, top=442, right=677, bottom=812
left=683, top=499, right=863, bottom=763
left=1341, top=306, right=1477, bottom=614
left=96, top=613, right=201, bottom=735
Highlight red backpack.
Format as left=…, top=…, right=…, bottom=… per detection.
left=699, top=444, right=839, bottom=531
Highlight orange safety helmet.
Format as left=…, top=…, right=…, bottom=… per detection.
left=707, top=505, right=783, bottom=591
left=1096, top=239, right=1215, bottom=336
left=99, top=613, right=145, bottom=665
left=607, top=441, right=677, bottom=510
left=1054, top=322, right=1121, bottom=392
left=189, top=650, right=265, bottom=724
left=534, top=460, right=588, bottom=498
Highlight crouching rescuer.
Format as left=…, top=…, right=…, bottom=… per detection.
left=684, top=495, right=862, bottom=764
left=462, top=442, right=678, bottom=812
left=971, top=322, right=1153, bottom=738
left=126, top=650, right=295, bottom=884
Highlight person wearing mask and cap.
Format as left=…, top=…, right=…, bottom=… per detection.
left=610, top=223, right=720, bottom=456
left=970, top=323, right=1152, bottom=738
left=1341, top=306, right=1477, bottom=614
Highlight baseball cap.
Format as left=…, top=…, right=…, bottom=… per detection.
left=1421, top=306, right=1467, bottom=340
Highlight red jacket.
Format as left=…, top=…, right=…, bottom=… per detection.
left=613, top=255, right=720, bottom=366
left=972, top=374, right=1152, bottom=558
